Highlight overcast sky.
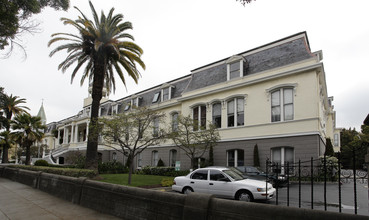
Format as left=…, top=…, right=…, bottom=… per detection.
left=1, top=0, right=368, bottom=130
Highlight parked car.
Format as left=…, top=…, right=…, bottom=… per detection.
left=172, top=167, right=275, bottom=202
left=234, top=166, right=287, bottom=187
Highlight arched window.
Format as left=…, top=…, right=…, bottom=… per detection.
left=227, top=149, right=244, bottom=167
left=212, top=102, right=221, bottom=128
left=193, top=105, right=206, bottom=131
left=271, top=88, right=294, bottom=122
left=169, top=149, right=177, bottom=167
left=227, top=97, right=244, bottom=127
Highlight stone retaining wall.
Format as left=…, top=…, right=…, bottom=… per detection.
left=0, top=166, right=367, bottom=220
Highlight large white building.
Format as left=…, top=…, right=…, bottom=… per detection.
left=41, top=32, right=341, bottom=170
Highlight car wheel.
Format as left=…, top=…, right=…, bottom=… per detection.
left=182, top=187, right=193, bottom=195
left=237, top=191, right=253, bottom=202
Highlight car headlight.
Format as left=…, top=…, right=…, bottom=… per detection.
left=278, top=176, right=286, bottom=180
left=257, top=188, right=266, bottom=192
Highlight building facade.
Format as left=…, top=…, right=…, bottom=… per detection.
left=42, top=32, right=341, bottom=171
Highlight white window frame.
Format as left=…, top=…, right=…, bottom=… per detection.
left=192, top=105, right=206, bottom=131
left=271, top=88, right=294, bottom=122
left=161, top=86, right=174, bottom=102
left=169, top=149, right=177, bottom=167
left=171, top=112, right=179, bottom=132
left=152, top=92, right=161, bottom=103
left=152, top=151, right=159, bottom=166
left=227, top=97, right=244, bottom=128
left=334, top=133, right=339, bottom=147
left=212, top=102, right=222, bottom=128
left=226, top=149, right=244, bottom=167
left=226, top=55, right=246, bottom=81
left=137, top=152, right=142, bottom=168
left=271, top=147, right=294, bottom=175
left=153, top=117, right=159, bottom=137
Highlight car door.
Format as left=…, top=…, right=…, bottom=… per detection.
left=189, top=169, right=209, bottom=194
left=208, top=170, right=233, bottom=198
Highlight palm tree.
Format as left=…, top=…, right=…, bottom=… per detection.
left=11, top=114, right=45, bottom=165
left=0, top=94, right=29, bottom=163
left=48, top=1, right=145, bottom=170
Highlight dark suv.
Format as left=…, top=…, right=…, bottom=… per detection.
left=235, top=166, right=287, bottom=187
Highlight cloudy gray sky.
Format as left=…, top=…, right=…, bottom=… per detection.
left=1, top=0, right=368, bottom=130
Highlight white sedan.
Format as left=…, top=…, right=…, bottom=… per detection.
left=172, top=167, right=275, bottom=202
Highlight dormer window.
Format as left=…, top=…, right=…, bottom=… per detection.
left=226, top=55, right=247, bottom=81
left=124, top=103, right=130, bottom=111
left=152, top=92, right=160, bottom=103
left=162, top=87, right=170, bottom=101
left=229, top=62, right=240, bottom=80
left=161, top=85, right=175, bottom=102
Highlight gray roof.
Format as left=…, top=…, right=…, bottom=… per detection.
left=185, top=35, right=313, bottom=92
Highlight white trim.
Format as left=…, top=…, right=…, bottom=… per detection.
left=179, top=63, right=322, bottom=101
left=219, top=131, right=321, bottom=143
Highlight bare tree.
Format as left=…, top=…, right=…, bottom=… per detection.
left=237, top=0, right=255, bottom=6
left=168, top=115, right=220, bottom=169
left=99, top=107, right=166, bottom=184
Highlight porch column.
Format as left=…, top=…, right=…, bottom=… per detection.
left=74, top=124, right=79, bottom=143
left=63, top=128, right=66, bottom=144
left=71, top=124, right=75, bottom=143
left=57, top=129, right=61, bottom=145
left=85, top=122, right=89, bottom=142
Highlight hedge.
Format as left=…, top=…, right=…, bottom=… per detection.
left=136, top=166, right=190, bottom=177
left=9, top=165, right=97, bottom=178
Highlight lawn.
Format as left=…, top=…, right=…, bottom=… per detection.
left=98, top=173, right=174, bottom=187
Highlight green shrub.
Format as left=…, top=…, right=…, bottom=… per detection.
left=157, top=158, right=165, bottom=167
left=9, top=165, right=97, bottom=178
left=161, top=177, right=174, bottom=187
left=34, top=160, right=49, bottom=166
left=136, top=166, right=190, bottom=177
left=98, top=161, right=128, bottom=174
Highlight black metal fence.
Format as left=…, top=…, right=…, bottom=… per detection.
left=264, top=146, right=368, bottom=215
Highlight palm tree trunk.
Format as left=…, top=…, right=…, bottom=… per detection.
left=1, top=144, right=9, bottom=163
left=85, top=57, right=105, bottom=171
left=25, top=143, right=31, bottom=165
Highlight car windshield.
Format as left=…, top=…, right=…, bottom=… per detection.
left=223, top=169, right=244, bottom=181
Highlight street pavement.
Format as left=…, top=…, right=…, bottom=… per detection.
left=262, top=182, right=369, bottom=216
left=0, top=178, right=120, bottom=220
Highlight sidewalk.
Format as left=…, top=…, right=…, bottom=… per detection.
left=0, top=178, right=121, bottom=220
